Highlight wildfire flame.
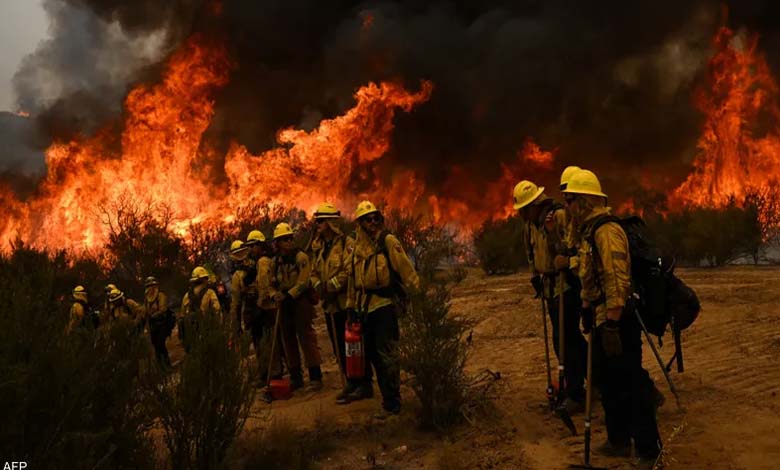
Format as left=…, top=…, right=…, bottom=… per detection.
left=672, top=26, right=780, bottom=234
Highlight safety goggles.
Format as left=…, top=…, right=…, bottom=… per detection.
left=361, top=214, right=382, bottom=224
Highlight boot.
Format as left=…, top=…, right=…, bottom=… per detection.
left=346, top=382, right=374, bottom=402
left=289, top=369, right=304, bottom=391
left=595, top=441, right=632, bottom=458
left=306, top=366, right=323, bottom=392
left=635, top=456, right=660, bottom=469
left=336, top=382, right=357, bottom=404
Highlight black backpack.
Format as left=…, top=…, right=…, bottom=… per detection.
left=76, top=300, right=100, bottom=329
left=587, top=215, right=701, bottom=340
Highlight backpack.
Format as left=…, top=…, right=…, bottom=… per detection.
left=376, top=230, right=409, bottom=305
left=586, top=215, right=701, bottom=340
left=76, top=300, right=100, bottom=329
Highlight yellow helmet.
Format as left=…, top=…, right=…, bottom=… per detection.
left=512, top=180, right=544, bottom=210
left=273, top=222, right=294, bottom=240
left=108, top=288, right=124, bottom=303
left=144, top=276, right=159, bottom=287
left=562, top=169, right=607, bottom=198
left=190, top=266, right=210, bottom=283
left=104, top=283, right=117, bottom=294
left=354, top=200, right=380, bottom=219
left=245, top=230, right=266, bottom=246
left=560, top=166, right=581, bottom=190
left=313, top=202, right=341, bottom=219
left=230, top=239, right=249, bottom=261
left=72, top=285, right=88, bottom=302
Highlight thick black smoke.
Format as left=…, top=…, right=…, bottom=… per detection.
left=8, top=0, right=780, bottom=200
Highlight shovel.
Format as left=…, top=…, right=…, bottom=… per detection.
left=539, top=281, right=555, bottom=411
left=555, top=274, right=577, bottom=436
left=569, top=314, right=606, bottom=470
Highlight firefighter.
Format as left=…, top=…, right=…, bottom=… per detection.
left=179, top=266, right=222, bottom=353
left=239, top=231, right=283, bottom=385
left=563, top=169, right=661, bottom=467
left=228, top=239, right=250, bottom=337
left=309, top=202, right=357, bottom=404
left=143, top=276, right=171, bottom=368
left=346, top=200, right=420, bottom=418
left=105, top=288, right=143, bottom=329
left=514, top=179, right=587, bottom=413
left=272, top=222, right=323, bottom=392
left=102, top=283, right=117, bottom=316
left=67, top=285, right=90, bottom=333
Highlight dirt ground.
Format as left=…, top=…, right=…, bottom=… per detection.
left=171, top=266, right=780, bottom=469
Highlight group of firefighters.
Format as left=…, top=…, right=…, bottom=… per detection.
left=66, top=166, right=662, bottom=465
left=516, top=166, right=662, bottom=468
left=67, top=200, right=420, bottom=420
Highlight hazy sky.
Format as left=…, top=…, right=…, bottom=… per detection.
left=0, top=0, right=47, bottom=112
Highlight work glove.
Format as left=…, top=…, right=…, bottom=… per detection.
left=600, top=320, right=623, bottom=357
left=273, top=291, right=287, bottom=303
left=554, top=255, right=569, bottom=271
left=530, top=275, right=543, bottom=298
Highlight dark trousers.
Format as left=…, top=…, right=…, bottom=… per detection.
left=149, top=320, right=170, bottom=367
left=280, top=298, right=322, bottom=379
left=245, top=306, right=282, bottom=380
left=593, top=309, right=662, bottom=459
left=364, top=305, right=400, bottom=411
left=549, top=287, right=587, bottom=402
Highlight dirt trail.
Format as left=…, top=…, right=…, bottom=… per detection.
left=170, top=267, right=780, bottom=469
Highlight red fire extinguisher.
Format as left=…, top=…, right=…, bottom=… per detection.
left=345, top=320, right=365, bottom=379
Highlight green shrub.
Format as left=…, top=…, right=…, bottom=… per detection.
left=0, top=246, right=155, bottom=469
left=473, top=215, right=526, bottom=274
left=397, top=285, right=475, bottom=430
left=147, top=309, right=255, bottom=469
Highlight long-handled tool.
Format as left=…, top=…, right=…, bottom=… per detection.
left=633, top=304, right=681, bottom=408
left=569, top=314, right=606, bottom=469
left=265, top=306, right=282, bottom=388
left=555, top=274, right=577, bottom=436
left=325, top=311, right=346, bottom=387
left=539, top=280, right=555, bottom=411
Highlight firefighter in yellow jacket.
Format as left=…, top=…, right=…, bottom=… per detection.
left=514, top=179, right=587, bottom=412
left=179, top=266, right=222, bottom=353
left=105, top=288, right=143, bottom=323
left=67, top=285, right=91, bottom=333
left=346, top=201, right=420, bottom=418
left=143, top=276, right=171, bottom=367
left=563, top=169, right=661, bottom=467
left=309, top=202, right=357, bottom=403
left=272, top=223, right=323, bottom=392
left=229, top=239, right=250, bottom=337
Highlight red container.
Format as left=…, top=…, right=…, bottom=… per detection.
left=270, top=379, right=292, bottom=400
left=345, top=321, right=365, bottom=379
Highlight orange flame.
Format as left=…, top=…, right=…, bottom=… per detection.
left=672, top=26, right=780, bottom=234
left=0, top=34, right=440, bottom=253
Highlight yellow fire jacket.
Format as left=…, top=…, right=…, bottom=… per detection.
left=106, top=299, right=142, bottom=322
left=68, top=302, right=85, bottom=333
left=180, top=284, right=222, bottom=318
left=577, top=207, right=632, bottom=324
left=144, top=291, right=168, bottom=320
left=273, top=251, right=312, bottom=301
left=255, top=256, right=276, bottom=309
left=230, top=267, right=247, bottom=325
left=310, top=232, right=354, bottom=314
left=346, top=228, right=420, bottom=314
left=524, top=201, right=569, bottom=296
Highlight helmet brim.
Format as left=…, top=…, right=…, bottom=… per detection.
left=561, top=188, right=608, bottom=198
left=513, top=186, right=545, bottom=210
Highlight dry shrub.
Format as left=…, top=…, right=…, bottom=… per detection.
left=232, top=416, right=336, bottom=470
left=147, top=310, right=255, bottom=469
left=473, top=215, right=526, bottom=275
left=0, top=246, right=156, bottom=469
